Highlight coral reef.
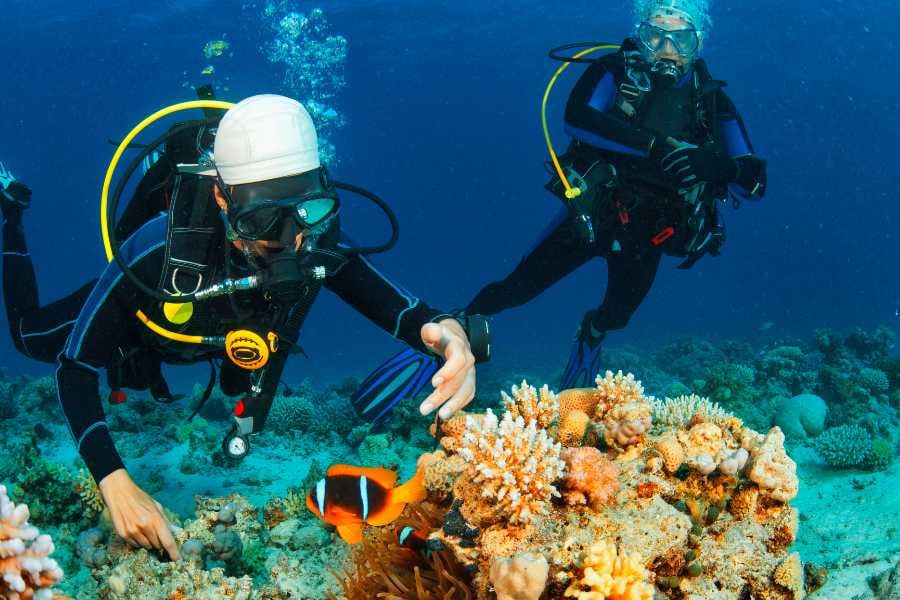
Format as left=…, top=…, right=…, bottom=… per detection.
left=457, top=408, right=565, bottom=525
left=775, top=393, right=828, bottom=442
left=490, top=552, right=549, bottom=600
left=559, top=448, right=619, bottom=511
left=0, top=484, right=64, bottom=599
left=651, top=394, right=733, bottom=432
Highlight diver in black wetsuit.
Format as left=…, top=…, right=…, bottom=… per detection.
left=466, top=0, right=766, bottom=389
left=0, top=95, right=487, bottom=560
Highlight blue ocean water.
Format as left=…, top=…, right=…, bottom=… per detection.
left=0, top=0, right=896, bottom=385
left=0, top=3, right=898, bottom=598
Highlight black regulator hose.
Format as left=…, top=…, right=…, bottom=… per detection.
left=548, top=42, right=620, bottom=63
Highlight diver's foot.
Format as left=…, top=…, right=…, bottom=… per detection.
left=560, top=330, right=605, bottom=390
left=0, top=162, right=31, bottom=217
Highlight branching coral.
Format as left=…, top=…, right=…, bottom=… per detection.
left=592, top=372, right=653, bottom=451
left=502, top=380, right=558, bottom=430
left=0, top=485, right=63, bottom=599
left=814, top=425, right=872, bottom=468
left=651, top=394, right=734, bottom=432
left=458, top=409, right=565, bottom=524
left=563, top=540, right=653, bottom=600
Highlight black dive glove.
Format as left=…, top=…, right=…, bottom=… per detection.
left=660, top=139, right=738, bottom=187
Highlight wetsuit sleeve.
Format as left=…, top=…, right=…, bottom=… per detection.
left=564, top=60, right=658, bottom=157
left=716, top=89, right=767, bottom=199
left=57, top=216, right=168, bottom=483
left=325, top=251, right=445, bottom=354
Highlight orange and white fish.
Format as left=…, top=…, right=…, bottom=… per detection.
left=306, top=464, right=426, bottom=543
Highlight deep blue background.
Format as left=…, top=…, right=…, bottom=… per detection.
left=0, top=0, right=897, bottom=386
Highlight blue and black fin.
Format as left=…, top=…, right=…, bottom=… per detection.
left=351, top=348, right=439, bottom=424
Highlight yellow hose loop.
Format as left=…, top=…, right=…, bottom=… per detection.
left=136, top=309, right=207, bottom=344
left=101, top=100, right=235, bottom=261
left=541, top=45, right=620, bottom=200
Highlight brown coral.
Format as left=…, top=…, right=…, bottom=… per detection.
left=560, top=448, right=620, bottom=511
left=655, top=433, right=685, bottom=474
left=728, top=484, right=760, bottom=521
left=558, top=410, right=592, bottom=447
left=418, top=451, right=466, bottom=501
left=773, top=552, right=805, bottom=598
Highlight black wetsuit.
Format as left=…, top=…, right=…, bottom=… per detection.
left=3, top=171, right=449, bottom=485
left=467, top=39, right=766, bottom=336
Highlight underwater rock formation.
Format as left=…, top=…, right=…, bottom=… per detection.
left=381, top=374, right=807, bottom=599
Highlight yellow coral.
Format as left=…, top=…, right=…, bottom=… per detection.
left=564, top=540, right=654, bottom=600
left=773, top=552, right=805, bottom=597
left=74, top=469, right=105, bottom=518
left=559, top=410, right=592, bottom=447
left=655, top=433, right=685, bottom=474
left=458, top=409, right=565, bottom=524
left=502, top=380, right=558, bottom=430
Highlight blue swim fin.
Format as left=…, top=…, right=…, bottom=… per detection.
left=559, top=334, right=605, bottom=390
left=352, top=348, right=439, bottom=424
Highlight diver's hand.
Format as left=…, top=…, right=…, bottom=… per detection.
left=661, top=137, right=737, bottom=187
left=418, top=319, right=476, bottom=420
left=98, top=469, right=181, bottom=561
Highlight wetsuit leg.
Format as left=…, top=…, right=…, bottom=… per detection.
left=466, top=208, right=594, bottom=315
left=590, top=248, right=662, bottom=333
left=3, top=207, right=94, bottom=363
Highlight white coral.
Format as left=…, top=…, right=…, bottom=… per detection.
left=0, top=485, right=63, bottom=599
left=651, top=394, right=733, bottom=432
left=459, top=409, right=565, bottom=524
left=502, top=380, right=559, bottom=430
left=747, top=427, right=799, bottom=502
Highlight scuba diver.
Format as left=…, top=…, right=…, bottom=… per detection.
left=349, top=0, right=767, bottom=416
left=0, top=94, right=489, bottom=560
left=468, top=0, right=766, bottom=389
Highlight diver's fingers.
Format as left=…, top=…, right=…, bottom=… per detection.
left=431, top=336, right=469, bottom=388
left=157, top=519, right=181, bottom=561
left=421, top=344, right=474, bottom=417
left=437, top=368, right=476, bottom=420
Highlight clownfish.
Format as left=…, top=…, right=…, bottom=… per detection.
left=395, top=525, right=432, bottom=556
left=306, top=464, right=426, bottom=544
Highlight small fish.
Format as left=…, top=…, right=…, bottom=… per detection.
left=395, top=525, right=431, bottom=556
left=306, top=464, right=426, bottom=544
left=201, top=65, right=215, bottom=76
left=759, top=321, right=774, bottom=332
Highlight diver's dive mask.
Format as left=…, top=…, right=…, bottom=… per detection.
left=637, top=21, right=699, bottom=58
left=218, top=169, right=339, bottom=243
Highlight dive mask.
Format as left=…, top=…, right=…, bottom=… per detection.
left=637, top=21, right=700, bottom=58
left=219, top=172, right=339, bottom=242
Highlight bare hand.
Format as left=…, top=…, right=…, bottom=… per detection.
left=418, top=319, right=476, bottom=420
left=98, top=469, right=180, bottom=561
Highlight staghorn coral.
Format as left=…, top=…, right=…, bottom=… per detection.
left=560, top=448, right=619, bottom=511
left=502, top=380, right=558, bottom=429
left=859, top=367, right=890, bottom=395
left=0, top=484, right=64, bottom=599
left=73, top=469, right=105, bottom=520
left=651, top=394, right=734, bottom=432
left=458, top=409, right=565, bottom=525
left=562, top=540, right=653, bottom=600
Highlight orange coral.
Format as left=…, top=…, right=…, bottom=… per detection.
left=558, top=410, right=592, bottom=447
left=655, top=433, right=685, bottom=474
left=418, top=451, right=466, bottom=501
left=435, top=413, right=475, bottom=453
left=635, top=482, right=658, bottom=499
left=560, top=447, right=619, bottom=511
left=728, top=485, right=759, bottom=521
left=559, top=388, right=602, bottom=421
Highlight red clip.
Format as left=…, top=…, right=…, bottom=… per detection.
left=108, top=390, right=127, bottom=405
left=234, top=399, right=246, bottom=417
left=651, top=227, right=675, bottom=246
left=618, top=209, right=630, bottom=225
